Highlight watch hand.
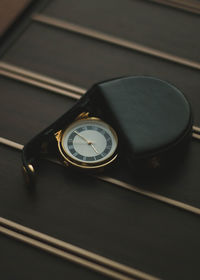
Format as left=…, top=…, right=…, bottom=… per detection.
left=74, top=130, right=91, bottom=144
left=74, top=130, right=99, bottom=154
left=90, top=143, right=99, bottom=154
left=73, top=142, right=89, bottom=144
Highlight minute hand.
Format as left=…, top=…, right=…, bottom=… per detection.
left=74, top=130, right=91, bottom=144
left=74, top=131, right=99, bottom=154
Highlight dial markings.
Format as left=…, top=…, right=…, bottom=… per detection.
left=62, top=118, right=117, bottom=165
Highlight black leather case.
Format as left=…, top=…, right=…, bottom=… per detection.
left=22, top=76, right=193, bottom=179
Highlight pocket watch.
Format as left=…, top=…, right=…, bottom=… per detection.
left=54, top=113, right=118, bottom=169
left=22, top=76, right=195, bottom=185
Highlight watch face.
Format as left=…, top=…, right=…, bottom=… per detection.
left=60, top=118, right=118, bottom=168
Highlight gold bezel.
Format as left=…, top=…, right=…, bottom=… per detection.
left=55, top=117, right=118, bottom=169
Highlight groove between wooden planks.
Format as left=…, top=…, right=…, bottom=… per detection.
left=1, top=136, right=200, bottom=216
left=0, top=217, right=159, bottom=280
left=0, top=64, right=200, bottom=215
left=32, top=14, right=200, bottom=71
left=0, top=61, right=199, bottom=139
left=147, top=0, right=200, bottom=15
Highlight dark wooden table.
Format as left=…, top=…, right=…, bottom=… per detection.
left=0, top=1, right=200, bottom=279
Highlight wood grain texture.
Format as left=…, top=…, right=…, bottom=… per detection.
left=148, top=0, right=200, bottom=15
left=1, top=146, right=200, bottom=280
left=1, top=0, right=200, bottom=279
left=0, top=76, right=75, bottom=144
left=2, top=22, right=200, bottom=122
left=0, top=233, right=108, bottom=280
left=43, top=0, right=200, bottom=62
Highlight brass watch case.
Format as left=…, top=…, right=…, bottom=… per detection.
left=55, top=114, right=118, bottom=169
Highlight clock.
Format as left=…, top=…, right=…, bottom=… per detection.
left=55, top=116, right=118, bottom=169
left=22, top=76, right=194, bottom=185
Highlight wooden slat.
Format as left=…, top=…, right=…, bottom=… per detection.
left=148, top=0, right=200, bottom=15
left=32, top=14, right=200, bottom=71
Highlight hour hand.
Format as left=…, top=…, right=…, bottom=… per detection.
left=74, top=130, right=99, bottom=154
